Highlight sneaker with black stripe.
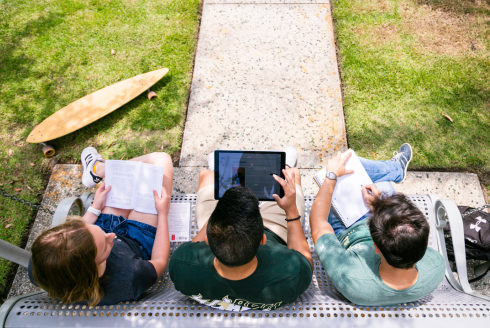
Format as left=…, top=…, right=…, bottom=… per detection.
left=81, top=147, right=104, bottom=188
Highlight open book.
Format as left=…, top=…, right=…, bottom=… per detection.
left=105, top=160, right=164, bottom=215
left=314, top=150, right=373, bottom=228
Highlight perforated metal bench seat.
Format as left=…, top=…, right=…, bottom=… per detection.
left=2, top=194, right=489, bottom=327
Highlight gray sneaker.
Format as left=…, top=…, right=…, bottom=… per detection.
left=391, top=143, right=412, bottom=183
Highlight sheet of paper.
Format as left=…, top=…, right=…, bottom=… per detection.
left=105, top=160, right=141, bottom=210
left=331, top=150, right=373, bottom=227
left=168, top=203, right=191, bottom=242
left=133, top=163, right=164, bottom=215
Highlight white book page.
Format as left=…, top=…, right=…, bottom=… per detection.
left=133, top=163, right=164, bottom=215
left=168, top=203, right=190, bottom=242
left=331, top=150, right=373, bottom=227
left=105, top=160, right=141, bottom=210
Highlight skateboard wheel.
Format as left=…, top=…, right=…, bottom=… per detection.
left=42, top=145, right=55, bottom=157
left=147, top=90, right=158, bottom=101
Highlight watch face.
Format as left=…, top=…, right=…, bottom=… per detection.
left=327, top=172, right=337, bottom=180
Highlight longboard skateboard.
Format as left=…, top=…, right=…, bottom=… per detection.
left=27, top=68, right=169, bottom=156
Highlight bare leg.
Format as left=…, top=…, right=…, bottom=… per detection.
left=198, top=169, right=214, bottom=191
left=99, top=152, right=173, bottom=227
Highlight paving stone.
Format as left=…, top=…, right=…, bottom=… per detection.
left=394, top=172, right=486, bottom=207
left=180, top=3, right=347, bottom=168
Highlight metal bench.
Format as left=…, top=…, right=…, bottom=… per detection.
left=0, top=194, right=489, bottom=327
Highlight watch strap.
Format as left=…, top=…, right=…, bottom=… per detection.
left=87, top=206, right=102, bottom=217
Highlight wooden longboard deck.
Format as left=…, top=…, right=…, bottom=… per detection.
left=27, top=68, right=169, bottom=143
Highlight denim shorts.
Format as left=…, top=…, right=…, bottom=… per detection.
left=95, top=214, right=156, bottom=260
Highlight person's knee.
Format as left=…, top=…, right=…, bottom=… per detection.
left=198, top=169, right=214, bottom=190
left=154, top=152, right=172, bottom=163
left=199, top=169, right=213, bottom=180
left=285, top=167, right=301, bottom=185
left=147, top=152, right=173, bottom=169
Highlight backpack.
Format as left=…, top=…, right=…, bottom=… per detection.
left=443, top=206, right=490, bottom=282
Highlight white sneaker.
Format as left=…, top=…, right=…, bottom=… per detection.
left=81, top=147, right=104, bottom=188
left=208, top=151, right=215, bottom=171
left=285, top=147, right=297, bottom=168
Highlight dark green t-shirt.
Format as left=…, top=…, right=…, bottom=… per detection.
left=169, top=229, right=312, bottom=312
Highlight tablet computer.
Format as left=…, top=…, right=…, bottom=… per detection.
left=214, top=150, right=286, bottom=201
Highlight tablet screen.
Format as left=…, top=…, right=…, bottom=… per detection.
left=214, top=151, right=285, bottom=201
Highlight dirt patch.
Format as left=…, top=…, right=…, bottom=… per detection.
left=355, top=23, right=400, bottom=48
left=352, top=0, right=395, bottom=13
left=402, top=2, right=486, bottom=55
left=349, top=0, right=488, bottom=55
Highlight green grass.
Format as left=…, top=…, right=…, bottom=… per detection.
left=333, top=0, right=490, bottom=171
left=0, top=0, right=201, bottom=298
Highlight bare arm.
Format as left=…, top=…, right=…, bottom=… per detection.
left=310, top=180, right=336, bottom=244
left=149, top=186, right=171, bottom=277
left=310, top=151, right=354, bottom=244
left=82, top=182, right=111, bottom=225
left=273, top=170, right=313, bottom=269
left=192, top=222, right=207, bottom=242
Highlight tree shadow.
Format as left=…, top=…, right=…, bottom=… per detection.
left=413, top=0, right=490, bottom=16
left=0, top=11, right=71, bottom=129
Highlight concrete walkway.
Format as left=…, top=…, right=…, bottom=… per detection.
left=180, top=0, right=347, bottom=169
left=7, top=0, right=490, bottom=299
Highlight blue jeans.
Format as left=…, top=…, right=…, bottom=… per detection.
left=328, top=157, right=402, bottom=236
left=95, top=214, right=156, bottom=260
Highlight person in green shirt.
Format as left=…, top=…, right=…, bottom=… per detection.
left=169, top=148, right=313, bottom=312
left=310, top=144, right=445, bottom=306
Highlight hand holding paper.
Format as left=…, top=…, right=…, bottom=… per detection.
left=153, top=186, right=171, bottom=215
left=326, top=150, right=355, bottom=178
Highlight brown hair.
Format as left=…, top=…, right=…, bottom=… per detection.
left=31, top=216, right=104, bottom=305
left=368, top=194, right=429, bottom=269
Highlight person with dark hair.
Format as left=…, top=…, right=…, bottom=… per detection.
left=28, top=148, right=173, bottom=306
left=169, top=148, right=313, bottom=312
left=310, top=144, right=445, bottom=306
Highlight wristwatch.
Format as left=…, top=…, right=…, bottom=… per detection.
left=325, top=171, right=338, bottom=181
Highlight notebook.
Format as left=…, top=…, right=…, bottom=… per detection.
left=314, top=150, right=373, bottom=228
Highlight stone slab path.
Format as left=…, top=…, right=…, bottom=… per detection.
left=180, top=1, right=346, bottom=168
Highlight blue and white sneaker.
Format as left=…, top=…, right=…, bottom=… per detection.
left=81, top=147, right=104, bottom=188
left=391, top=143, right=412, bottom=183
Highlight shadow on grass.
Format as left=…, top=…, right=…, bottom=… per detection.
left=0, top=11, right=74, bottom=129
left=414, top=0, right=490, bottom=16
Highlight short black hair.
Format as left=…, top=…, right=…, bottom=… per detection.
left=368, top=193, right=430, bottom=269
left=207, top=187, right=263, bottom=267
